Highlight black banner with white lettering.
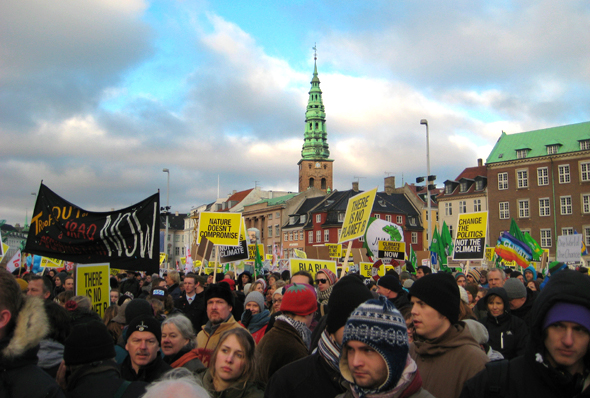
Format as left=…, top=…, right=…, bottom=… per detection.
left=25, top=184, right=160, bottom=274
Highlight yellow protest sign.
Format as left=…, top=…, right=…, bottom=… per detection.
left=289, top=258, right=337, bottom=279
left=339, top=187, right=378, bottom=244
left=0, top=243, right=9, bottom=262
left=453, top=212, right=488, bottom=260
left=160, top=253, right=167, bottom=265
left=197, top=212, right=242, bottom=246
left=76, top=263, right=110, bottom=318
left=326, top=244, right=342, bottom=258
left=180, top=257, right=186, bottom=266
left=294, top=249, right=307, bottom=259
left=359, top=262, right=385, bottom=278
left=39, top=257, right=63, bottom=268
left=485, top=247, right=495, bottom=261
left=247, top=244, right=265, bottom=261
left=266, top=254, right=273, bottom=261
left=377, top=241, right=406, bottom=261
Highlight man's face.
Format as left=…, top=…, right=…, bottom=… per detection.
left=184, top=278, right=196, bottom=295
left=291, top=275, right=310, bottom=285
left=27, top=280, right=49, bottom=300
left=315, top=272, right=330, bottom=292
left=158, top=280, right=167, bottom=288
left=466, top=274, right=476, bottom=284
left=410, top=296, right=449, bottom=340
left=345, top=340, right=387, bottom=389
left=64, top=279, right=74, bottom=291
left=125, top=331, right=159, bottom=370
left=376, top=285, right=394, bottom=299
left=456, top=276, right=466, bottom=288
left=509, top=297, right=526, bottom=310
left=416, top=269, right=425, bottom=279
left=110, top=290, right=119, bottom=304
left=544, top=321, right=590, bottom=375
left=207, top=298, right=232, bottom=325
left=487, top=271, right=504, bottom=288
left=207, top=275, right=214, bottom=285
left=146, top=275, right=152, bottom=284
left=524, top=271, right=534, bottom=282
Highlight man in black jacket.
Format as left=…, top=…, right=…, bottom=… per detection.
left=462, top=268, right=590, bottom=398
left=174, top=274, right=207, bottom=332
left=265, top=275, right=373, bottom=398
left=376, top=274, right=411, bottom=311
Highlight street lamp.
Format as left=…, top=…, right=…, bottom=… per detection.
left=163, top=168, right=170, bottom=269
left=420, top=119, right=432, bottom=248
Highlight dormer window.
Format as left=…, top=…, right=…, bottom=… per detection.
left=581, top=140, right=590, bottom=150
left=445, top=184, right=453, bottom=194
left=338, top=212, right=345, bottom=222
left=516, top=149, right=528, bottom=159
left=546, top=145, right=559, bottom=155
left=475, top=180, right=484, bottom=191
left=460, top=182, right=468, bottom=192
left=300, top=215, right=307, bottom=224
left=409, top=217, right=416, bottom=226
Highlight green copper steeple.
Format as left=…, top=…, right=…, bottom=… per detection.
left=301, top=48, right=330, bottom=160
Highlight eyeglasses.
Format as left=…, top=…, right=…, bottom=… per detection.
left=315, top=278, right=328, bottom=284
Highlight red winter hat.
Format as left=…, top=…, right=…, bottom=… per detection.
left=280, top=283, right=317, bottom=316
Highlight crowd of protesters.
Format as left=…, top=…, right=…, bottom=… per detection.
left=1, top=260, right=589, bottom=397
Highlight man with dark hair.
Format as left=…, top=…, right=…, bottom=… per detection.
left=0, top=269, right=64, bottom=397
left=175, top=274, right=207, bottom=332
left=416, top=266, right=431, bottom=279
left=27, top=275, right=53, bottom=301
left=291, top=270, right=314, bottom=285
left=64, top=275, right=75, bottom=291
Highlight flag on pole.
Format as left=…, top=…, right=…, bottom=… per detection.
left=441, top=221, right=454, bottom=258
left=254, top=243, right=264, bottom=274
left=523, top=232, right=543, bottom=261
left=409, top=246, right=417, bottom=273
left=430, top=226, right=442, bottom=267
left=574, top=230, right=588, bottom=255
left=7, top=250, right=21, bottom=273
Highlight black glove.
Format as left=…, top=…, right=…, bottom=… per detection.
left=242, top=309, right=252, bottom=327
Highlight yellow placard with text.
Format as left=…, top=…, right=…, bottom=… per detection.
left=453, top=212, right=488, bottom=260
left=326, top=244, right=342, bottom=258
left=160, top=253, right=167, bottom=265
left=39, top=257, right=63, bottom=268
left=76, top=263, right=110, bottom=318
left=197, top=212, right=242, bottom=246
left=294, top=249, right=307, bottom=259
left=266, top=254, right=273, bottom=261
left=377, top=241, right=406, bottom=261
left=339, top=187, right=378, bottom=244
left=247, top=244, right=265, bottom=261
left=485, top=247, right=495, bottom=261
left=289, top=258, right=337, bottom=280
left=359, top=262, right=385, bottom=278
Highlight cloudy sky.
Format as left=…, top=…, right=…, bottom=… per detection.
left=2, top=0, right=590, bottom=225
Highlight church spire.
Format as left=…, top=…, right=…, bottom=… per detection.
left=301, top=45, right=330, bottom=160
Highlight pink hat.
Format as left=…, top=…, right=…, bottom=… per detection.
left=317, top=268, right=336, bottom=285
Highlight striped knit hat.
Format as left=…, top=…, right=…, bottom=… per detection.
left=468, top=268, right=482, bottom=284
left=340, top=296, right=409, bottom=396
left=318, top=268, right=337, bottom=285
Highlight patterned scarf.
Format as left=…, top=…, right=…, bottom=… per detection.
left=317, top=285, right=333, bottom=306
left=277, top=314, right=312, bottom=349
left=318, top=329, right=341, bottom=372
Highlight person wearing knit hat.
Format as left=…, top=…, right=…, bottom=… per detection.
left=408, top=273, right=489, bottom=398
left=462, top=270, right=590, bottom=398
left=376, top=274, right=411, bottom=311
left=255, top=283, right=317, bottom=384
left=504, top=278, right=526, bottom=301
left=195, top=283, right=244, bottom=367
left=504, top=278, right=536, bottom=328
left=511, top=271, right=524, bottom=283
left=338, top=296, right=434, bottom=398
left=466, top=268, right=482, bottom=286
left=316, top=268, right=337, bottom=307
left=60, top=320, right=148, bottom=396
left=455, top=272, right=467, bottom=288
left=240, top=291, right=270, bottom=344
left=120, top=314, right=172, bottom=383
left=266, top=275, right=375, bottom=398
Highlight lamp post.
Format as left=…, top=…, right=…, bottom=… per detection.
left=420, top=119, right=432, bottom=248
left=163, top=168, right=170, bottom=269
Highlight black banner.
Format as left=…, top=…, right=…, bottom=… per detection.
left=25, top=184, right=160, bottom=274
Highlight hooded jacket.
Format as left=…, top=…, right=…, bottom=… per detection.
left=0, top=297, right=64, bottom=398
left=461, top=270, right=590, bottom=398
left=523, top=265, right=537, bottom=282
left=410, top=322, right=489, bottom=398
left=481, top=288, right=529, bottom=360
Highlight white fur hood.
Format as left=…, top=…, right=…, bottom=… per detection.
left=2, top=296, right=49, bottom=359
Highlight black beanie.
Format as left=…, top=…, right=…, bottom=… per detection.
left=125, top=299, right=153, bottom=325
left=64, top=321, right=116, bottom=365
left=204, top=283, right=234, bottom=307
left=377, top=275, right=403, bottom=294
left=408, top=273, right=460, bottom=324
left=326, top=275, right=374, bottom=334
left=126, top=315, right=162, bottom=344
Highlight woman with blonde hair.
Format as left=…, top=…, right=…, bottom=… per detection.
left=195, top=328, right=264, bottom=397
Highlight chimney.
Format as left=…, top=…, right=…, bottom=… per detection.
left=352, top=181, right=359, bottom=192
left=175, top=211, right=179, bottom=216
left=384, top=176, right=395, bottom=195
left=477, top=158, right=483, bottom=167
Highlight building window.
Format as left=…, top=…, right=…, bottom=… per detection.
left=583, top=194, right=590, bottom=214
left=337, top=229, right=341, bottom=240
left=268, top=213, right=272, bottom=220
left=473, top=199, right=482, bottom=212
left=316, top=214, right=321, bottom=223
left=396, top=215, right=403, bottom=224
left=498, top=172, right=508, bottom=190
left=581, top=140, right=590, bottom=150
left=175, top=235, right=180, bottom=242
left=518, top=199, right=530, bottom=218
left=581, top=162, right=590, bottom=182
left=475, top=180, right=484, bottom=190
left=445, top=184, right=453, bottom=194
left=558, top=165, right=570, bottom=184
left=516, top=149, right=529, bottom=159
left=445, top=202, right=453, bottom=216
left=412, top=232, right=418, bottom=244
left=324, top=230, right=329, bottom=242
left=459, top=201, right=466, bottom=214
left=547, top=145, right=559, bottom=155
left=268, top=226, right=272, bottom=237
left=308, top=231, right=313, bottom=243
left=301, top=214, right=306, bottom=224
left=409, top=217, right=416, bottom=226
left=316, top=230, right=321, bottom=242
left=460, top=182, right=468, bottom=192
left=539, top=198, right=550, bottom=216
left=275, top=225, right=280, bottom=236
left=175, top=247, right=180, bottom=255
left=289, top=231, right=293, bottom=241
left=375, top=214, right=381, bottom=219
left=540, top=229, right=552, bottom=247
left=517, top=169, right=529, bottom=188
left=338, top=212, right=345, bottom=222
left=385, top=214, right=391, bottom=222
left=299, top=231, right=303, bottom=240
left=584, top=226, right=590, bottom=246
left=182, top=247, right=185, bottom=255
left=562, top=228, right=574, bottom=236
left=537, top=167, right=549, bottom=186
left=449, top=225, right=454, bottom=238
left=499, top=202, right=510, bottom=219
left=284, top=233, right=288, bottom=241
left=560, top=196, right=572, bottom=215
left=276, top=212, right=280, bottom=218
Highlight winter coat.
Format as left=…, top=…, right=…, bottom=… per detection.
left=65, top=360, right=147, bottom=398
left=0, top=297, right=64, bottom=398
left=195, top=368, right=264, bottom=398
left=119, top=352, right=172, bottom=383
left=265, top=351, right=347, bottom=398
left=481, top=288, right=529, bottom=360
left=38, top=338, right=64, bottom=378
left=390, top=290, right=412, bottom=312
left=164, top=345, right=206, bottom=372
left=255, top=319, right=309, bottom=384
left=167, top=283, right=182, bottom=301
left=196, top=315, right=245, bottom=367
left=175, top=290, right=208, bottom=332
left=410, top=322, right=489, bottom=398
left=336, top=385, right=434, bottom=398
left=509, top=287, right=536, bottom=328
left=461, top=270, right=590, bottom=398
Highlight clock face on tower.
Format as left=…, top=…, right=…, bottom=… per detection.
left=315, top=162, right=321, bottom=168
